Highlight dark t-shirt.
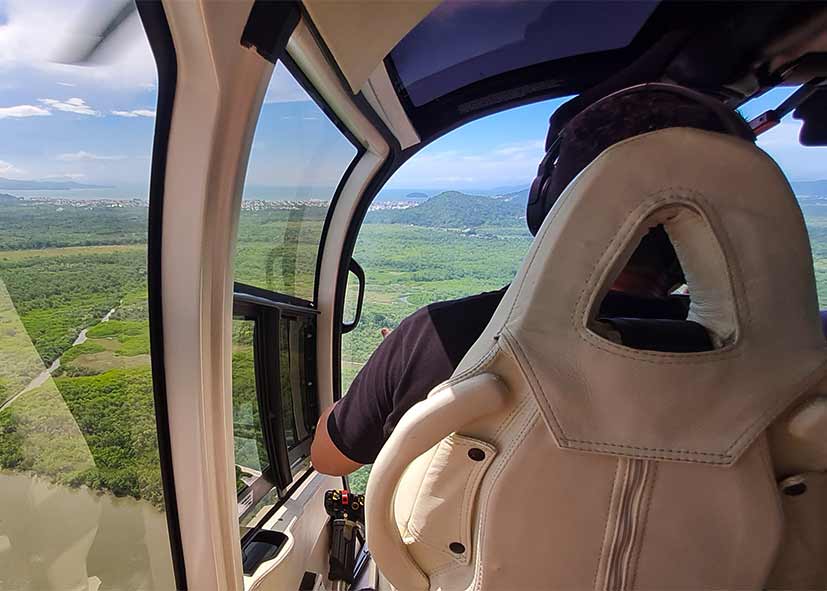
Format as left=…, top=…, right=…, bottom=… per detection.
left=328, top=287, right=690, bottom=465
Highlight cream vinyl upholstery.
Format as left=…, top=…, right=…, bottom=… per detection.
left=366, top=128, right=827, bottom=590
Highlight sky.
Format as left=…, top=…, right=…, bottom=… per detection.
left=386, top=88, right=827, bottom=191
left=0, top=0, right=824, bottom=198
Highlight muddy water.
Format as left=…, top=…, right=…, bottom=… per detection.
left=0, top=472, right=175, bottom=590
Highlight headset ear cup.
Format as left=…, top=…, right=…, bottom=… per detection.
left=528, top=175, right=544, bottom=205
left=526, top=175, right=545, bottom=235
left=527, top=173, right=555, bottom=235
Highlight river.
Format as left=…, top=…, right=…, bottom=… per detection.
left=1, top=306, right=119, bottom=412
left=0, top=471, right=176, bottom=590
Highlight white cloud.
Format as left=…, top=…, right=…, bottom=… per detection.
left=57, top=81, right=76, bottom=87
left=388, top=139, right=545, bottom=190
left=111, top=108, right=155, bottom=118
left=0, top=104, right=51, bottom=118
left=493, top=140, right=544, bottom=158
left=45, top=173, right=86, bottom=180
left=56, top=150, right=125, bottom=161
left=39, top=97, right=98, bottom=116
left=0, top=160, right=25, bottom=177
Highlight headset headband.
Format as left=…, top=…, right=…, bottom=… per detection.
left=526, top=83, right=756, bottom=235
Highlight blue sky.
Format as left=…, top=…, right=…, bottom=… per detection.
left=387, top=87, right=827, bottom=190
left=0, top=0, right=824, bottom=197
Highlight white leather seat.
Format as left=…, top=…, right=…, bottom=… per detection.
left=366, top=128, right=827, bottom=591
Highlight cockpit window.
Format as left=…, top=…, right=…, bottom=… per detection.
left=235, top=63, right=358, bottom=303
left=741, top=87, right=827, bottom=305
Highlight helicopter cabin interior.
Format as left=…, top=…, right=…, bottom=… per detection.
left=1, top=1, right=827, bottom=590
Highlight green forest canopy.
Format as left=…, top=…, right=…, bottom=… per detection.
left=2, top=192, right=827, bottom=506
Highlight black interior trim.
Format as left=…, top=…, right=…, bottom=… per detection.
left=235, top=285, right=319, bottom=317
left=341, top=258, right=366, bottom=334
left=135, top=1, right=187, bottom=588
left=241, top=0, right=301, bottom=64
left=234, top=293, right=319, bottom=489
left=259, top=306, right=293, bottom=490
left=235, top=281, right=316, bottom=311
left=234, top=298, right=296, bottom=491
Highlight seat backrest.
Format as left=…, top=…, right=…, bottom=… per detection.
left=366, top=128, right=827, bottom=591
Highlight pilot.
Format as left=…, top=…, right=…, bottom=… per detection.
left=311, top=88, right=744, bottom=476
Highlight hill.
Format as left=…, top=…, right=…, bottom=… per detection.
left=366, top=190, right=525, bottom=228
left=0, top=177, right=111, bottom=190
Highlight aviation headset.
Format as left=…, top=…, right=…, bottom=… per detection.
left=526, top=82, right=757, bottom=235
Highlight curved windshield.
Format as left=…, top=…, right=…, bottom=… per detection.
left=0, top=2, right=175, bottom=588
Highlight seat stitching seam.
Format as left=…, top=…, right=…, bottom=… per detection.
left=628, top=460, right=657, bottom=590
left=594, top=456, right=622, bottom=591
left=473, top=411, right=538, bottom=591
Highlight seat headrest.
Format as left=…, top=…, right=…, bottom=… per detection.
left=493, top=127, right=827, bottom=465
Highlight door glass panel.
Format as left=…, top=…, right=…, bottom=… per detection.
left=232, top=318, right=269, bottom=487
left=279, top=314, right=314, bottom=452
left=0, top=4, right=175, bottom=588
left=235, top=63, right=358, bottom=302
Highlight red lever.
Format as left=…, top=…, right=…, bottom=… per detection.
left=749, top=110, right=780, bottom=135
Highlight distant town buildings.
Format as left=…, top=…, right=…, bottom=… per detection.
left=20, top=196, right=147, bottom=208
left=4, top=193, right=421, bottom=212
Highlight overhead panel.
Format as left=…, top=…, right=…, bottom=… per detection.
left=389, top=0, right=659, bottom=107
left=302, top=0, right=441, bottom=92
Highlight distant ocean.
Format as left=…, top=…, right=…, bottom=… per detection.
left=8, top=186, right=150, bottom=201
left=6, top=184, right=440, bottom=203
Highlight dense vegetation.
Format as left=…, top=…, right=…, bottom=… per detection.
left=235, top=206, right=328, bottom=300
left=0, top=201, right=147, bottom=250
left=2, top=190, right=827, bottom=507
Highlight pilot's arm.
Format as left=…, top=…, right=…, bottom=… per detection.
left=310, top=405, right=363, bottom=476
left=311, top=309, right=452, bottom=476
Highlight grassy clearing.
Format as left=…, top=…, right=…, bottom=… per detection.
left=0, top=244, right=144, bottom=261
